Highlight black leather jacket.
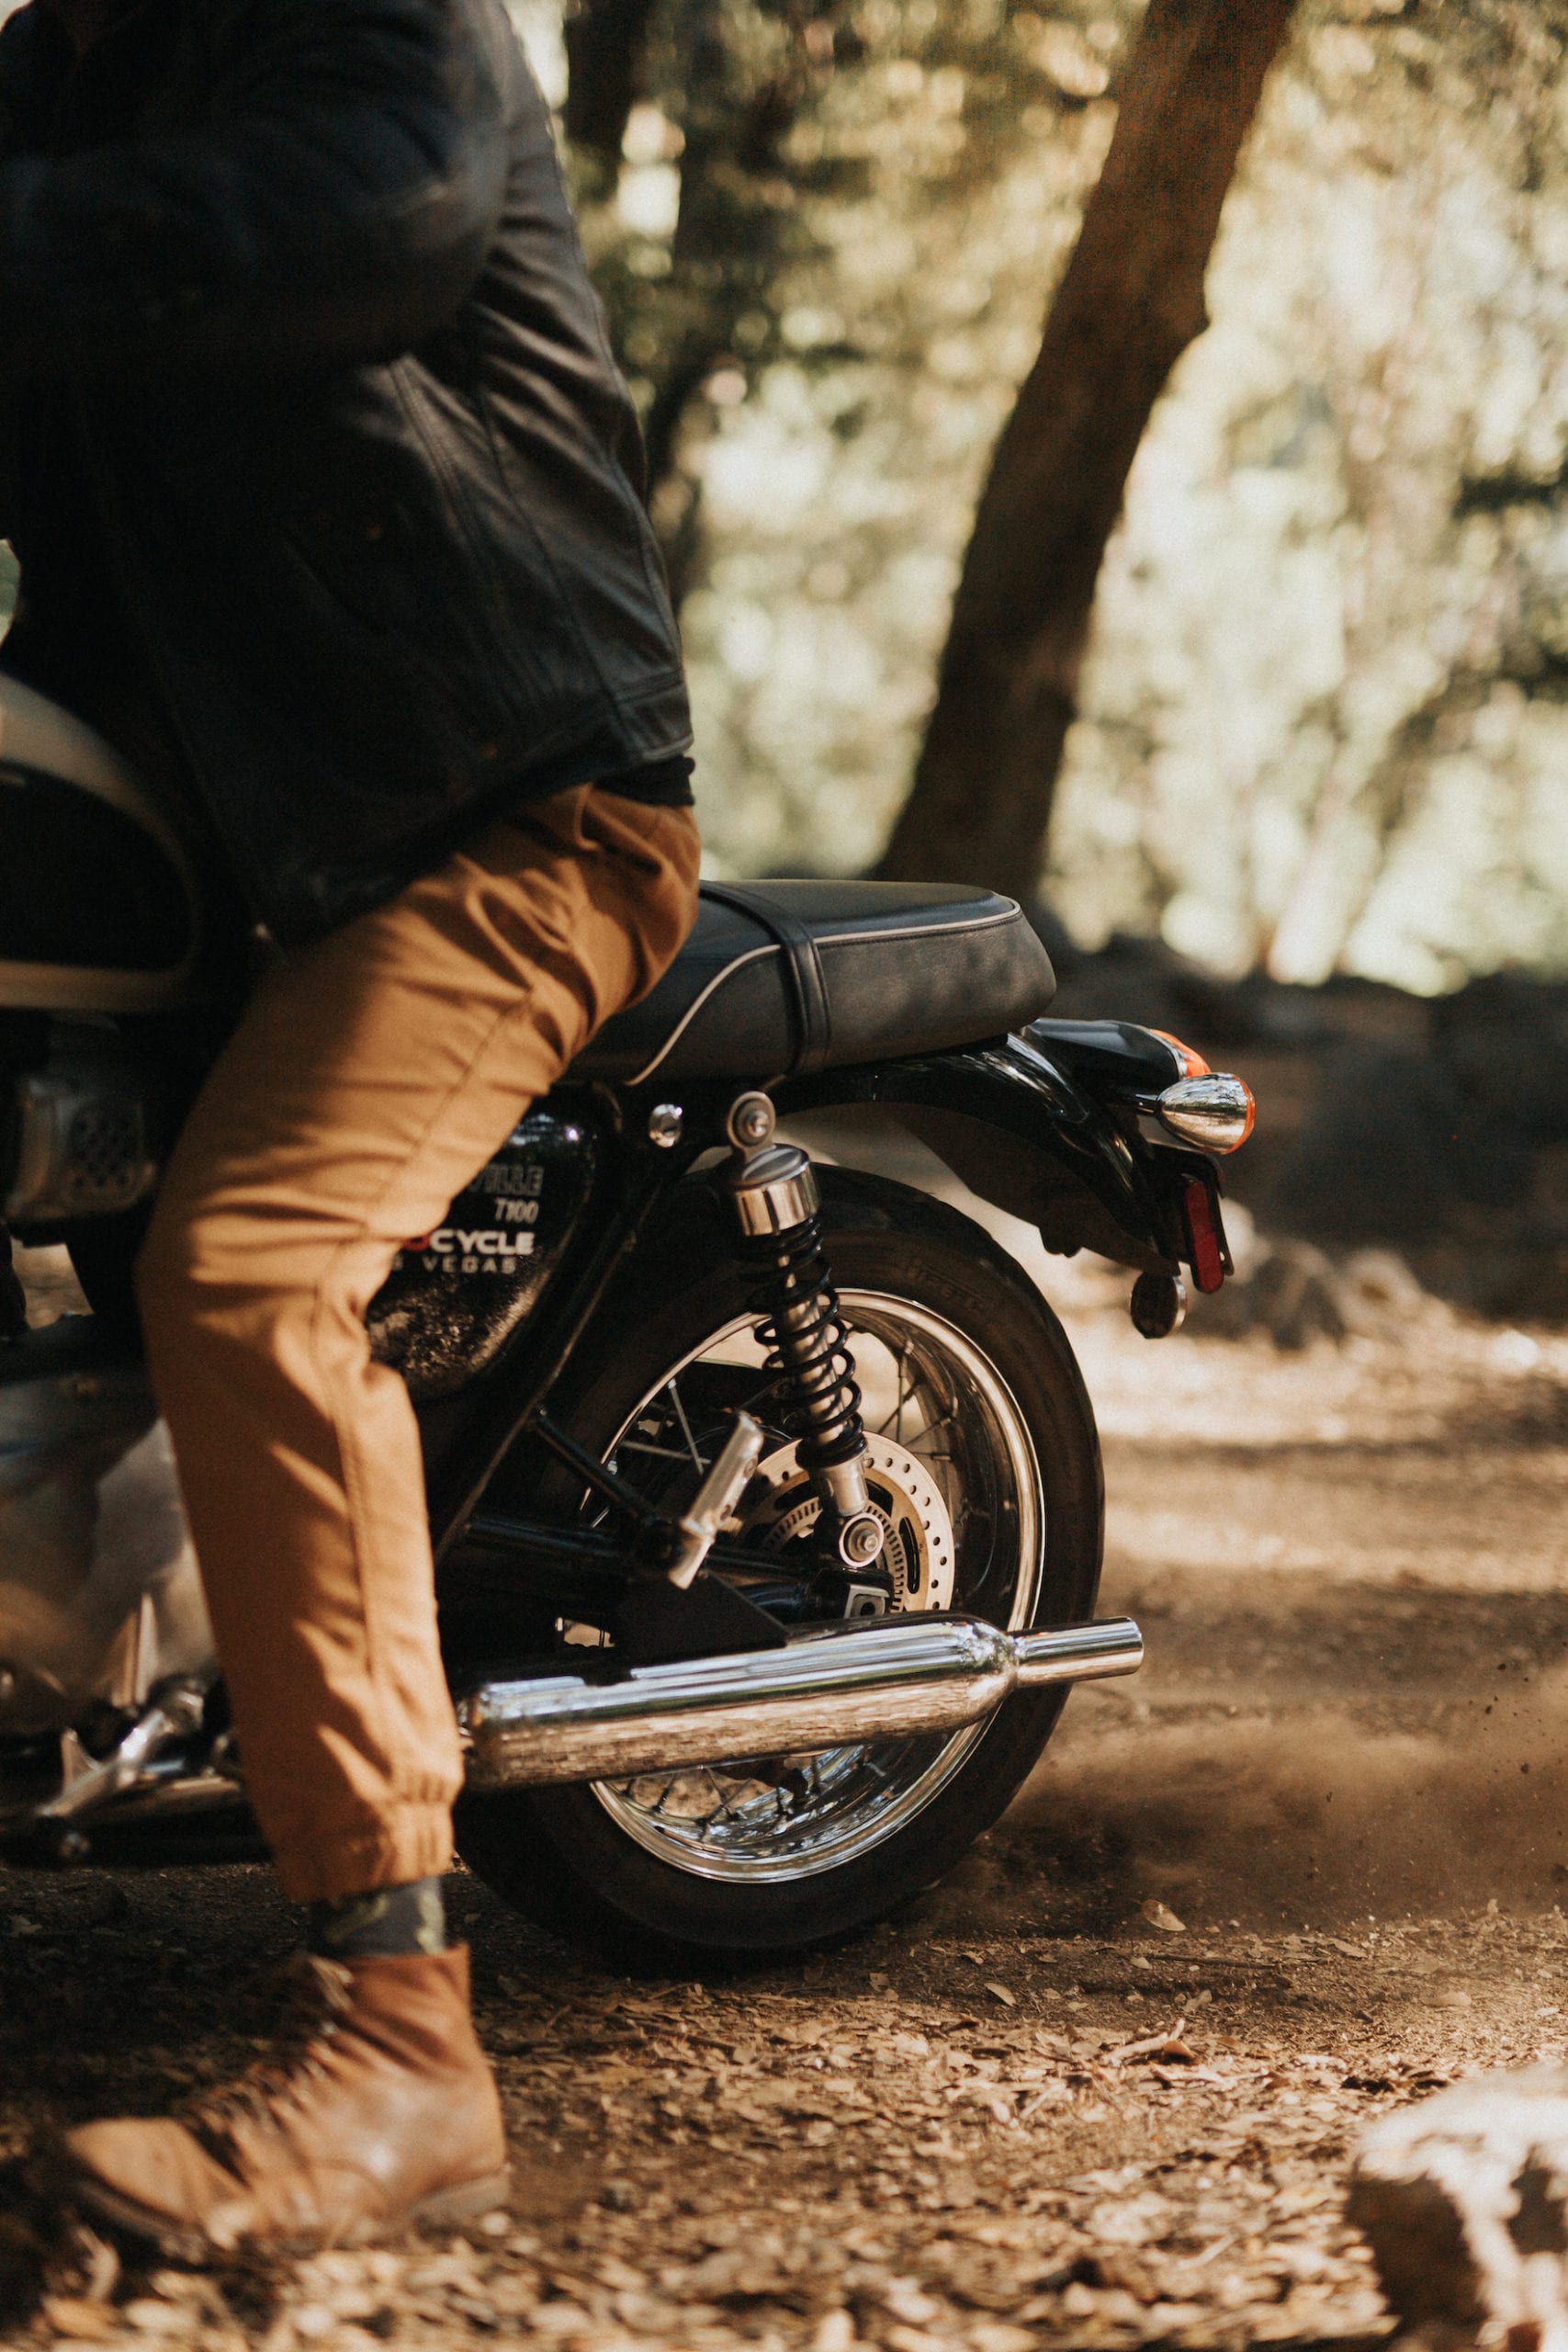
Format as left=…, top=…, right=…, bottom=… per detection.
left=0, top=0, right=692, bottom=944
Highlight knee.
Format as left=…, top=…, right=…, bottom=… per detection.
left=135, top=1186, right=349, bottom=1361
left=133, top=1184, right=257, bottom=1348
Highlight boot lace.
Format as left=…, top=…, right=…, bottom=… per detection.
left=181, top=1953, right=355, bottom=2160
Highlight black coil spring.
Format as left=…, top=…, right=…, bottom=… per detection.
left=745, top=1211, right=865, bottom=1469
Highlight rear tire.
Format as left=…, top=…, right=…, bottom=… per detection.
left=454, top=1168, right=1102, bottom=1967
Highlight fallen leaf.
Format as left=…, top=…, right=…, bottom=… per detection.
left=1150, top=2060, right=1204, bottom=2085
left=1104, top=2018, right=1192, bottom=2065
left=880, top=2279, right=942, bottom=2324
left=1140, top=1900, right=1186, bottom=1934
left=121, top=2299, right=199, bottom=2337
left=984, top=1983, right=1016, bottom=2007
left=527, top=2304, right=596, bottom=2339
left=812, top=2312, right=858, bottom=2352
left=39, top=2300, right=117, bottom=2343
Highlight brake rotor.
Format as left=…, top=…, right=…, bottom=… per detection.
left=734, top=1434, right=955, bottom=1611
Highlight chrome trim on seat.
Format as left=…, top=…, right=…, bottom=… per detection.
left=625, top=944, right=779, bottom=1087
left=809, top=907, right=1022, bottom=949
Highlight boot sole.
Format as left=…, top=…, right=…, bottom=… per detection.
left=67, top=2165, right=513, bottom=2264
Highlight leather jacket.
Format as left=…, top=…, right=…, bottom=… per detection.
left=0, top=0, right=692, bottom=945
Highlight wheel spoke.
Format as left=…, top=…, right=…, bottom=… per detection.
left=664, top=1377, right=706, bottom=1477
left=896, top=1408, right=957, bottom=1452
left=887, top=1337, right=913, bottom=1443
left=618, top=1437, right=696, bottom=1466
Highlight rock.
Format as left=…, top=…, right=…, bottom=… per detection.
left=1196, top=1239, right=1348, bottom=1347
left=1196, top=1237, right=1434, bottom=1349
left=1348, top=2065, right=1568, bottom=2346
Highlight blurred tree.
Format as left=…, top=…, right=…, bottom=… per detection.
left=878, top=0, right=1298, bottom=905
left=565, top=0, right=852, bottom=599
left=563, top=0, right=661, bottom=181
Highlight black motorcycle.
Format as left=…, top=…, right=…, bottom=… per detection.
left=0, top=677, right=1251, bottom=1962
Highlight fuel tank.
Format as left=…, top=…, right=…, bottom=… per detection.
left=0, top=678, right=200, bottom=1015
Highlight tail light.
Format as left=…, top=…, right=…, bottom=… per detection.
left=1181, top=1177, right=1227, bottom=1294
left=1156, top=1072, right=1255, bottom=1155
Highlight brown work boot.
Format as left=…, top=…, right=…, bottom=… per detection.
left=59, top=1945, right=509, bottom=2259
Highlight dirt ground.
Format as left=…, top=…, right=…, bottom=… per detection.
left=4, top=1206, right=1568, bottom=2351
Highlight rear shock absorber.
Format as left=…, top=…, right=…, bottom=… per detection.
left=722, top=1094, right=886, bottom=1573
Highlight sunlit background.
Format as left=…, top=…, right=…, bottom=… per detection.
left=511, top=0, right=1568, bottom=993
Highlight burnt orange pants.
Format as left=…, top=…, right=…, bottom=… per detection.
left=137, top=790, right=700, bottom=1903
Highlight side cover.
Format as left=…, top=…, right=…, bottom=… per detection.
left=367, top=1102, right=601, bottom=1400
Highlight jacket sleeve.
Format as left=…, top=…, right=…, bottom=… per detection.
left=0, top=0, right=510, bottom=378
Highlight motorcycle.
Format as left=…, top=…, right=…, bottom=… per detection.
left=0, top=674, right=1253, bottom=1962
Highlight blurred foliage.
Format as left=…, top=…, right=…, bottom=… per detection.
left=537, top=0, right=1568, bottom=989
left=1, top=0, right=1562, bottom=991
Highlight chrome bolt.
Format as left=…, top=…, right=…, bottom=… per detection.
left=647, top=1102, right=683, bottom=1149
left=838, top=1512, right=886, bottom=1567
left=726, top=1091, right=775, bottom=1151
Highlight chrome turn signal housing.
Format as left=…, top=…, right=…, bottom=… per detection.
left=1155, top=1072, right=1256, bottom=1154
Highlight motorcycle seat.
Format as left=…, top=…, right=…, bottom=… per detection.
left=571, top=879, right=1055, bottom=1086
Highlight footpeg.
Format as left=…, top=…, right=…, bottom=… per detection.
left=39, top=1683, right=206, bottom=1823
left=666, top=1413, right=765, bottom=1589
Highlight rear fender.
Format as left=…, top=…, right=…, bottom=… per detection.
left=781, top=1035, right=1220, bottom=1282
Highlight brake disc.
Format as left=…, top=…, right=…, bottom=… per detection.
left=735, top=1434, right=956, bottom=1611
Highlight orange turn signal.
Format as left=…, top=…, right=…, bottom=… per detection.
left=1149, top=1029, right=1211, bottom=1080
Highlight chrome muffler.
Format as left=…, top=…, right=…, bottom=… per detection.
left=459, top=1611, right=1142, bottom=1791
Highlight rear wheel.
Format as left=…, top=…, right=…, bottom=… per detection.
left=453, top=1168, right=1102, bottom=1965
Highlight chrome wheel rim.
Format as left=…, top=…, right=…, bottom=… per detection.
left=585, top=1291, right=1043, bottom=1883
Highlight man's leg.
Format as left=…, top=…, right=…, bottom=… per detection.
left=62, top=789, right=698, bottom=2254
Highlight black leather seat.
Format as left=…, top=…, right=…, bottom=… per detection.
left=573, top=880, right=1055, bottom=1086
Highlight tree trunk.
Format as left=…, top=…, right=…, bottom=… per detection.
left=563, top=0, right=661, bottom=181
left=877, top=0, right=1298, bottom=904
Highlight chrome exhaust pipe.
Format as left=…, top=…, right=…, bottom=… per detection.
left=458, top=1611, right=1142, bottom=1792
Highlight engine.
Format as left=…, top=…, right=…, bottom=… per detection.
left=0, top=674, right=198, bottom=1238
